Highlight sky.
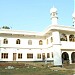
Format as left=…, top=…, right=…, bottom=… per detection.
left=0, top=0, right=74, bottom=32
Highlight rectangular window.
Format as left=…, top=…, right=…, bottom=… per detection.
left=18, top=53, right=22, bottom=59
left=47, top=53, right=50, bottom=58
left=28, top=40, right=32, bottom=45
left=3, top=39, right=8, bottom=44
left=37, top=54, right=41, bottom=59
left=52, top=52, right=54, bottom=58
left=47, top=39, right=48, bottom=44
left=1, top=53, right=8, bottom=59
left=27, top=53, right=33, bottom=59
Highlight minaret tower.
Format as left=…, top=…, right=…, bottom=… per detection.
left=72, top=0, right=75, bottom=27
left=50, top=6, right=58, bottom=25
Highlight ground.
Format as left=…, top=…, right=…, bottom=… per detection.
left=0, top=62, right=75, bottom=75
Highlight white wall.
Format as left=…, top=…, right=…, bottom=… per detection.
left=0, top=37, right=47, bottom=48
left=61, top=41, right=75, bottom=49
left=0, top=48, right=54, bottom=61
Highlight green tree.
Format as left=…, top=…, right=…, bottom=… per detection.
left=2, top=26, right=10, bottom=29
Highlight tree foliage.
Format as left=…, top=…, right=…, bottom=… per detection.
left=2, top=26, right=10, bottom=29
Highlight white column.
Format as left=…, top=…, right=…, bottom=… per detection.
left=69, top=52, right=72, bottom=64
left=52, top=31, right=62, bottom=66
left=51, top=17, right=58, bottom=25
left=67, top=34, right=69, bottom=42
left=52, top=31, right=60, bottom=44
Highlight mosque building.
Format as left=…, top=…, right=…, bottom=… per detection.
left=0, top=1, right=75, bottom=66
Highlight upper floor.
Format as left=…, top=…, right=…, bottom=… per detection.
left=0, top=25, right=75, bottom=49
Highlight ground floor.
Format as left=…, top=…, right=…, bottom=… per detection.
left=0, top=48, right=75, bottom=65
left=62, top=50, right=75, bottom=64
left=0, top=48, right=54, bottom=62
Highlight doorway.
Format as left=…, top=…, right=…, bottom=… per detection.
left=71, top=52, right=75, bottom=63
left=42, top=53, right=45, bottom=61
left=62, top=52, right=69, bottom=63
left=13, top=53, right=16, bottom=61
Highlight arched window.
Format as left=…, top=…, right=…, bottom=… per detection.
left=51, top=37, right=53, bottom=43
left=39, top=40, right=43, bottom=45
left=47, top=39, right=48, bottom=44
left=16, top=39, right=20, bottom=44
left=60, top=34, right=67, bottom=41
left=69, top=35, right=75, bottom=42
left=3, top=39, right=8, bottom=44
left=28, top=40, right=32, bottom=45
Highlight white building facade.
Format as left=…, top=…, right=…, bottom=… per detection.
left=0, top=6, right=75, bottom=66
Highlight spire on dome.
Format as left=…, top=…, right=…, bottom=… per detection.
left=50, top=6, right=57, bottom=13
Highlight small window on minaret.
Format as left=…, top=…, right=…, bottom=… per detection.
left=53, top=12, right=56, bottom=16
left=74, top=17, right=75, bottom=20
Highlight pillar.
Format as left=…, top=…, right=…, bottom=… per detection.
left=52, top=31, right=62, bottom=66
left=67, top=34, right=69, bottom=42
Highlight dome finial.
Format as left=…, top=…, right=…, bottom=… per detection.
left=50, top=6, right=57, bottom=13
left=53, top=5, right=55, bottom=9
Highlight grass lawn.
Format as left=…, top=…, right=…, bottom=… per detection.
left=0, top=62, right=74, bottom=75
left=0, top=67, right=73, bottom=75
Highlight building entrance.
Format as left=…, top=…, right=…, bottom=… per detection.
left=13, top=53, right=16, bottom=61
left=42, top=53, right=45, bottom=61
left=71, top=52, right=75, bottom=63
left=62, top=52, right=69, bottom=64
